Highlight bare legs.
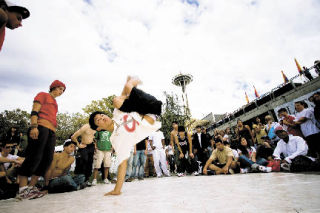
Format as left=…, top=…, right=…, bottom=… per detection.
left=104, top=160, right=127, bottom=196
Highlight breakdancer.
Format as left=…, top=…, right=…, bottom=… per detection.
left=89, top=76, right=162, bottom=195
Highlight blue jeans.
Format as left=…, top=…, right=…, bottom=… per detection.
left=238, top=155, right=268, bottom=168
left=132, top=150, right=147, bottom=178
left=48, top=174, right=85, bottom=193
left=125, top=151, right=134, bottom=179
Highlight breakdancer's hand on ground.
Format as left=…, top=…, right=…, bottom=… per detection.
left=104, top=190, right=121, bottom=196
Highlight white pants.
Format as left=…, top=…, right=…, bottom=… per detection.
left=152, top=149, right=169, bottom=176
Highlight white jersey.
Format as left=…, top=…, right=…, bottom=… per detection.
left=110, top=109, right=161, bottom=166
left=273, top=135, right=311, bottom=163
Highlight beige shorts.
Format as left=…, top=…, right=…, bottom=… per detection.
left=93, top=150, right=112, bottom=168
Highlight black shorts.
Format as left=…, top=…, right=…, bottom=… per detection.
left=119, top=87, right=162, bottom=115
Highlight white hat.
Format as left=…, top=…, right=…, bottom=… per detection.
left=5, top=0, right=30, bottom=19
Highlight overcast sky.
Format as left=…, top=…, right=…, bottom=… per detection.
left=1, top=0, right=319, bottom=119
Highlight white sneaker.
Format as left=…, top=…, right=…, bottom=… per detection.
left=240, top=168, right=249, bottom=174
left=177, top=173, right=185, bottom=177
left=104, top=179, right=110, bottom=184
left=228, top=168, right=235, bottom=174
left=258, top=166, right=272, bottom=173
left=91, top=179, right=97, bottom=186
left=192, top=171, right=199, bottom=176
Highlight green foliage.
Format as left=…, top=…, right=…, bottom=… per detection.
left=0, top=109, right=30, bottom=140
left=160, top=92, right=191, bottom=140
left=55, top=112, right=87, bottom=145
left=82, top=95, right=115, bottom=118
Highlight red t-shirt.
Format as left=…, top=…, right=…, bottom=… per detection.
left=284, top=115, right=303, bottom=137
left=34, top=92, right=58, bottom=127
left=0, top=25, right=5, bottom=51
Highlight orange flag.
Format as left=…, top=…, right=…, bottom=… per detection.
left=281, top=70, right=289, bottom=83
left=294, top=58, right=303, bottom=75
left=253, top=85, right=259, bottom=98
left=245, top=92, right=249, bottom=104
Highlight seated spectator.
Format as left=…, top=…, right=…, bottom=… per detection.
left=0, top=0, right=30, bottom=51
left=236, top=119, right=255, bottom=147
left=273, top=126, right=314, bottom=172
left=294, top=101, right=320, bottom=158
left=252, top=123, right=267, bottom=146
left=92, top=130, right=112, bottom=186
left=0, top=141, right=23, bottom=200
left=277, top=108, right=303, bottom=137
left=44, top=140, right=85, bottom=193
left=265, top=115, right=280, bottom=143
left=0, top=141, right=24, bottom=183
left=203, top=139, right=238, bottom=175
left=256, top=136, right=274, bottom=162
left=174, top=126, right=198, bottom=177
left=237, top=137, right=271, bottom=173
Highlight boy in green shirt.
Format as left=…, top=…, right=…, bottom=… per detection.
left=92, top=130, right=112, bottom=185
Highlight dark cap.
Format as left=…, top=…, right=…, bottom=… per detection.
left=6, top=1, right=30, bottom=19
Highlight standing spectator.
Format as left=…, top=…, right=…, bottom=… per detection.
left=165, top=140, right=175, bottom=174
left=170, top=121, right=178, bottom=173
left=132, top=138, right=148, bottom=180
left=236, top=119, right=255, bottom=147
left=91, top=130, right=112, bottom=186
left=174, top=126, right=198, bottom=177
left=0, top=0, right=30, bottom=51
left=277, top=108, right=303, bottom=137
left=17, top=132, right=28, bottom=157
left=294, top=101, right=320, bottom=158
left=17, top=80, right=66, bottom=199
left=149, top=130, right=170, bottom=178
left=5, top=126, right=20, bottom=155
left=124, top=146, right=135, bottom=182
left=311, top=92, right=320, bottom=125
left=237, top=137, right=271, bottom=173
left=193, top=126, right=210, bottom=170
left=203, top=140, right=237, bottom=175
left=314, top=60, right=320, bottom=76
left=302, top=66, right=313, bottom=81
left=71, top=124, right=96, bottom=184
left=144, top=142, right=155, bottom=178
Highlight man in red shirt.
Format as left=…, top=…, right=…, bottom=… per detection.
left=17, top=80, right=66, bottom=200
left=0, top=0, right=30, bottom=51
left=278, top=108, right=303, bottom=137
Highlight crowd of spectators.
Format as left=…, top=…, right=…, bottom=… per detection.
left=1, top=91, right=320, bottom=200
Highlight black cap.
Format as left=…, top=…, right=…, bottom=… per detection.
left=6, top=1, right=30, bottom=19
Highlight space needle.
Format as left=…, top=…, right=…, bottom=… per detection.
left=172, top=73, right=193, bottom=116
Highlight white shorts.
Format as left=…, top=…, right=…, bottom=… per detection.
left=93, top=150, right=112, bottom=168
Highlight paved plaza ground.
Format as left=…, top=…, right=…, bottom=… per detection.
left=1, top=172, right=320, bottom=213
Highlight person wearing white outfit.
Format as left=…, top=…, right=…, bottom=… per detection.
left=149, top=130, right=170, bottom=178
left=273, top=125, right=314, bottom=171
left=89, top=76, right=162, bottom=196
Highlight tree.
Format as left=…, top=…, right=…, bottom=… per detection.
left=82, top=95, right=115, bottom=118
left=0, top=109, right=30, bottom=140
left=55, top=112, right=87, bottom=145
left=160, top=92, right=191, bottom=140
